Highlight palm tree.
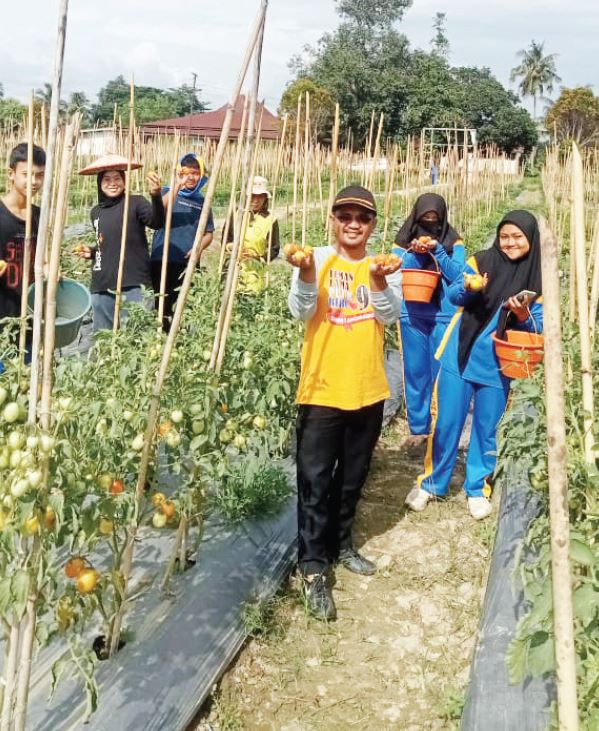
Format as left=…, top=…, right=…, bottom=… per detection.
left=510, top=41, right=561, bottom=120
left=35, top=82, right=67, bottom=117
left=68, top=91, right=91, bottom=124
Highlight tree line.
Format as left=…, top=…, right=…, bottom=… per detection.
left=0, top=77, right=207, bottom=127
left=280, top=0, right=598, bottom=152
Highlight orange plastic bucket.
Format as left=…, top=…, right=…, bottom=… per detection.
left=402, top=269, right=441, bottom=303
left=402, top=251, right=441, bottom=303
left=492, top=330, right=544, bottom=379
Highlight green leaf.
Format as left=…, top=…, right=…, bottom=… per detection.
left=35, top=620, right=50, bottom=647
left=0, top=577, right=12, bottom=616
left=50, top=658, right=69, bottom=700
left=49, top=490, right=66, bottom=524
left=190, top=435, right=209, bottom=451
left=574, top=583, right=599, bottom=626
left=11, top=570, right=30, bottom=620
left=506, top=635, right=528, bottom=685
left=527, top=631, right=555, bottom=677
left=570, top=539, right=595, bottom=566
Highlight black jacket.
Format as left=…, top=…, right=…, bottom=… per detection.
left=90, top=193, right=165, bottom=293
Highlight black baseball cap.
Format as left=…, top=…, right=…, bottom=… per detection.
left=332, top=185, right=377, bottom=215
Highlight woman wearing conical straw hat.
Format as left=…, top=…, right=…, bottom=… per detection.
left=74, top=154, right=165, bottom=331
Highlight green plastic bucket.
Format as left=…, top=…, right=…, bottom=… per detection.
left=28, top=278, right=91, bottom=349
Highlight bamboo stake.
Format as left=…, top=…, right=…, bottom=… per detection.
left=113, top=78, right=135, bottom=332
left=157, top=137, right=180, bottom=326
left=571, top=143, right=595, bottom=464
left=14, top=120, right=79, bottom=731
left=265, top=112, right=289, bottom=289
left=215, top=109, right=264, bottom=373
left=301, top=92, right=310, bottom=249
left=291, top=95, right=302, bottom=243
left=326, top=103, right=340, bottom=243
left=0, top=624, right=20, bottom=731
left=209, top=19, right=264, bottom=372
left=40, top=104, right=47, bottom=150
left=539, top=218, right=580, bottom=731
left=383, top=144, right=398, bottom=245
left=38, top=117, right=80, bottom=428
left=28, top=0, right=69, bottom=425
left=12, top=544, right=39, bottom=731
left=368, top=112, right=384, bottom=190
left=365, top=111, right=375, bottom=165
left=219, top=96, right=249, bottom=277
left=588, top=211, right=599, bottom=334
left=18, top=94, right=35, bottom=364
left=108, top=0, right=268, bottom=658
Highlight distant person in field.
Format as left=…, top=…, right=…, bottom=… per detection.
left=430, top=153, right=440, bottom=185
left=392, top=193, right=464, bottom=452
left=406, top=211, right=543, bottom=520
left=75, top=155, right=165, bottom=332
left=0, top=143, right=46, bottom=355
left=287, top=185, right=402, bottom=621
left=225, top=176, right=280, bottom=293
left=151, top=153, right=214, bottom=331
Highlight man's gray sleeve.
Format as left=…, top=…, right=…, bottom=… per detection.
left=371, top=269, right=403, bottom=325
left=288, top=267, right=318, bottom=321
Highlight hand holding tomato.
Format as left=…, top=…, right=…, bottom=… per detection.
left=370, top=252, right=401, bottom=277
left=73, top=244, right=93, bottom=260
left=147, top=172, right=162, bottom=196
left=464, top=272, right=488, bottom=292
left=412, top=236, right=438, bottom=254
left=284, top=244, right=314, bottom=271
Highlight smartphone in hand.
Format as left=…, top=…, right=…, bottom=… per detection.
left=514, top=290, right=537, bottom=305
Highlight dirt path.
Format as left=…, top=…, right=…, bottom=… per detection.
left=192, top=421, right=493, bottom=731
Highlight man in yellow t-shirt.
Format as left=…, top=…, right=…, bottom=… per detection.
left=287, top=185, right=402, bottom=621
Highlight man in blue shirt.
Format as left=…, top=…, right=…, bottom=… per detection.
left=151, top=153, right=214, bottom=330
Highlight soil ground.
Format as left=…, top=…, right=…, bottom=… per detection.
left=191, top=419, right=494, bottom=731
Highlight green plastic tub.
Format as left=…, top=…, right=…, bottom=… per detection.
left=28, top=278, right=91, bottom=349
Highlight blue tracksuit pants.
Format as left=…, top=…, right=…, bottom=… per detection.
left=418, top=367, right=510, bottom=497
left=399, top=317, right=447, bottom=436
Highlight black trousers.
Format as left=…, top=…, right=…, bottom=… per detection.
left=296, top=401, right=384, bottom=575
left=150, top=260, right=188, bottom=331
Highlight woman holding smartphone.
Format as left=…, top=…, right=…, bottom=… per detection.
left=405, top=210, right=543, bottom=520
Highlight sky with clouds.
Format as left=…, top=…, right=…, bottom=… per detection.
left=1, top=0, right=597, bottom=115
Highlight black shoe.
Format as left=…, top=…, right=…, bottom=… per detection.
left=338, top=548, right=376, bottom=576
left=302, top=572, right=337, bottom=621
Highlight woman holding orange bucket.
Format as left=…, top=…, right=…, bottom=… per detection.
left=405, top=210, right=543, bottom=520
left=392, top=193, right=465, bottom=448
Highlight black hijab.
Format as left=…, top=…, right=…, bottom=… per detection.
left=457, top=210, right=543, bottom=373
left=97, top=170, right=125, bottom=209
left=395, top=193, right=461, bottom=256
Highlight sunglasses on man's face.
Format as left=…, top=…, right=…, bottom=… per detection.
left=334, top=211, right=375, bottom=225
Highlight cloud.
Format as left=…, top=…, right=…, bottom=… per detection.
left=0, top=0, right=596, bottom=114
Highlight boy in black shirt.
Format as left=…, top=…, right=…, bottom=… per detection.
left=0, top=143, right=46, bottom=333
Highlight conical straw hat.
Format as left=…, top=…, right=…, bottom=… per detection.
left=78, top=153, right=142, bottom=176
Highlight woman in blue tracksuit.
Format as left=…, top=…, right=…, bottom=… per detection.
left=393, top=193, right=464, bottom=445
left=405, top=210, right=543, bottom=520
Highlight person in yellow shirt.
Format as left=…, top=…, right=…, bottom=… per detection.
left=225, top=176, right=280, bottom=293
left=287, top=185, right=402, bottom=621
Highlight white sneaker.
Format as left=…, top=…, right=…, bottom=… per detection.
left=405, top=487, right=432, bottom=512
left=468, top=496, right=493, bottom=520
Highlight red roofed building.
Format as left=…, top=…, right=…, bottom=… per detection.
left=140, top=95, right=280, bottom=141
